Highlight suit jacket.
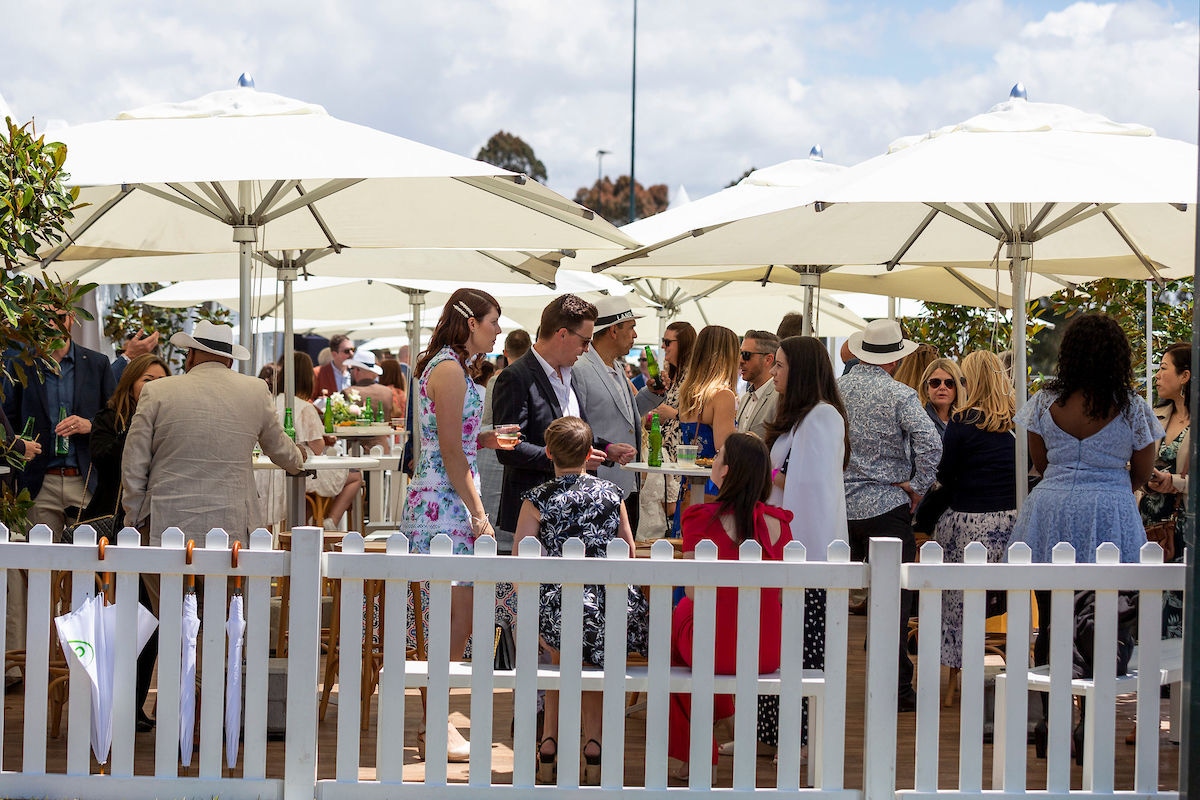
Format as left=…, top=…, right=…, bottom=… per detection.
left=736, top=380, right=779, bottom=440
left=122, top=361, right=305, bottom=545
left=2, top=343, right=116, bottom=498
left=314, top=362, right=346, bottom=399
left=573, top=348, right=660, bottom=497
left=492, top=350, right=611, bottom=532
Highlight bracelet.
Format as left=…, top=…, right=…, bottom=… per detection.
left=470, top=513, right=490, bottom=530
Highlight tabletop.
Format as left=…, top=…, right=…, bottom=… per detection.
left=253, top=454, right=381, bottom=471
left=330, top=424, right=397, bottom=438
left=621, top=460, right=712, bottom=478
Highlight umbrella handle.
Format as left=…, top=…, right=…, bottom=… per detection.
left=97, top=537, right=112, bottom=604
left=231, top=540, right=242, bottom=593
left=185, top=539, right=195, bottom=592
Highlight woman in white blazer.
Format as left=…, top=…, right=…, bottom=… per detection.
left=758, top=335, right=850, bottom=758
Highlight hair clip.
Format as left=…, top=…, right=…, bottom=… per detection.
left=453, top=301, right=474, bottom=320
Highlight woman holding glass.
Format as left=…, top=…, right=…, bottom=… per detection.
left=399, top=287, right=516, bottom=760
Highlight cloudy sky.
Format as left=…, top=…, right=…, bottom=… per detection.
left=2, top=0, right=1196, bottom=203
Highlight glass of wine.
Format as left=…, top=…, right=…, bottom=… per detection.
left=494, top=424, right=522, bottom=450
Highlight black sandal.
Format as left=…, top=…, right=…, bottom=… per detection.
left=582, top=738, right=601, bottom=785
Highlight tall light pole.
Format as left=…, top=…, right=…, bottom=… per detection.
left=596, top=149, right=611, bottom=189
left=628, top=0, right=638, bottom=224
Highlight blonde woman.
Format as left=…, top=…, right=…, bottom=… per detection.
left=932, top=350, right=1017, bottom=692
left=918, top=357, right=968, bottom=437
left=675, top=326, right=739, bottom=476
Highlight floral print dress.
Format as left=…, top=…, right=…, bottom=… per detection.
left=524, top=473, right=650, bottom=666
left=400, top=346, right=482, bottom=554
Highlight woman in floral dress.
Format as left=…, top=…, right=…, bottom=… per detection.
left=399, top=287, right=511, bottom=759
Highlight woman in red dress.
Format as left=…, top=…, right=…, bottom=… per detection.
left=668, top=432, right=793, bottom=773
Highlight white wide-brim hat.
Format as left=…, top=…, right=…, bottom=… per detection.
left=846, top=319, right=919, bottom=365
left=346, top=350, right=383, bottom=376
left=169, top=319, right=251, bottom=360
left=592, top=295, right=644, bottom=332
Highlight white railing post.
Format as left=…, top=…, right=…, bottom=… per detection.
left=283, top=525, right=323, bottom=800
left=110, top=527, right=143, bottom=777
left=997, top=542, right=1033, bottom=792
left=863, top=537, right=901, bottom=800
left=1135, top=541, right=1166, bottom=793
left=1047, top=542, right=1077, bottom=792
left=468, top=535, right=497, bottom=785
left=1084, top=542, right=1121, bottom=792
left=913, top=540, right=942, bottom=793
left=23, top=523, right=53, bottom=774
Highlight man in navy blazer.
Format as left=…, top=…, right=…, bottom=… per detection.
left=2, top=312, right=117, bottom=538
left=492, top=295, right=636, bottom=538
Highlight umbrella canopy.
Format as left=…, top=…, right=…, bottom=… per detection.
left=27, top=85, right=636, bottom=369
left=225, top=593, right=246, bottom=771
left=54, top=594, right=157, bottom=765
left=593, top=97, right=1195, bottom=286
left=179, top=591, right=200, bottom=768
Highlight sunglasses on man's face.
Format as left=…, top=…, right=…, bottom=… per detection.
left=926, top=377, right=962, bottom=389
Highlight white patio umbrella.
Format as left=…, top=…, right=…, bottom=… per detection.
left=179, top=589, right=200, bottom=768
left=54, top=593, right=157, bottom=765
left=25, top=83, right=635, bottom=379
left=594, top=91, right=1198, bottom=502
left=225, top=591, right=246, bottom=771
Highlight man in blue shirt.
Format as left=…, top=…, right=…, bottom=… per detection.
left=838, top=319, right=941, bottom=712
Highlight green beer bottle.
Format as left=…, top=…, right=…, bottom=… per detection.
left=322, top=391, right=334, bottom=434
left=55, top=405, right=69, bottom=456
left=644, top=345, right=660, bottom=379
left=283, top=407, right=296, bottom=441
left=647, top=413, right=663, bottom=467
left=20, top=417, right=35, bottom=440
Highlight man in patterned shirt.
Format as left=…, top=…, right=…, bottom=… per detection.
left=838, top=319, right=942, bottom=712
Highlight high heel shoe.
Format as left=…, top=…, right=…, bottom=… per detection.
left=416, top=721, right=471, bottom=763
left=582, top=738, right=601, bottom=786
left=537, top=737, right=557, bottom=784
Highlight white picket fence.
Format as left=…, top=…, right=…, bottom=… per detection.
left=0, top=523, right=1184, bottom=800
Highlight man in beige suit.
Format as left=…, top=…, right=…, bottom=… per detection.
left=123, top=321, right=308, bottom=546
left=735, top=330, right=780, bottom=440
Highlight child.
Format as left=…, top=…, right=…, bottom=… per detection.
left=514, top=416, right=649, bottom=785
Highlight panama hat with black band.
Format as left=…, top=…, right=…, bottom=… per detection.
left=591, top=295, right=644, bottom=333
left=169, top=319, right=252, bottom=361
left=845, top=319, right=919, bottom=365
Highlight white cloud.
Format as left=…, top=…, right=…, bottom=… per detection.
left=0, top=0, right=1194, bottom=203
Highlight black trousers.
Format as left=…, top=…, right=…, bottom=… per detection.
left=848, top=504, right=917, bottom=701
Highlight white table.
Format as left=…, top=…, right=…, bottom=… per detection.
left=332, top=424, right=401, bottom=457
left=621, top=460, right=712, bottom=508
left=253, top=454, right=381, bottom=471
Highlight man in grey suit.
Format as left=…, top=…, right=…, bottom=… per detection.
left=123, top=321, right=308, bottom=547
left=572, top=296, right=663, bottom=534
left=735, top=330, right=780, bottom=440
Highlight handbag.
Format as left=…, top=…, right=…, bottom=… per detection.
left=1144, top=518, right=1176, bottom=562
left=493, top=618, right=516, bottom=671
left=62, top=464, right=121, bottom=545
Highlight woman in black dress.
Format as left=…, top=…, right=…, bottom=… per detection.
left=82, top=352, right=170, bottom=732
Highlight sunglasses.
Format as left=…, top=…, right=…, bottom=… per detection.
left=339, top=347, right=355, bottom=354
left=564, top=328, right=592, bottom=348
left=740, top=350, right=771, bottom=361
left=926, top=377, right=962, bottom=389
left=662, top=338, right=677, bottom=346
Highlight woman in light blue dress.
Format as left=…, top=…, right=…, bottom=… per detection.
left=399, top=287, right=510, bottom=760
left=1010, top=313, right=1162, bottom=695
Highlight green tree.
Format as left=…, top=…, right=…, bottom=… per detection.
left=574, top=176, right=669, bottom=226
left=0, top=117, right=93, bottom=528
left=475, top=131, right=548, bottom=183
left=1041, top=277, right=1193, bottom=391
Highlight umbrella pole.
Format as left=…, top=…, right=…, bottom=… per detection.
left=406, top=289, right=427, bottom=468
left=236, top=181, right=256, bottom=376
left=1146, top=281, right=1154, bottom=404
left=1009, top=204, right=1032, bottom=510
left=280, top=258, right=305, bottom=528
left=799, top=271, right=819, bottom=337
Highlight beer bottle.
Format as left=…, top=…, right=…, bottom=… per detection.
left=283, top=407, right=296, bottom=441
left=644, top=346, right=660, bottom=379
left=55, top=406, right=69, bottom=456
left=647, top=413, right=663, bottom=467
left=20, top=417, right=35, bottom=440
left=322, top=390, right=334, bottom=434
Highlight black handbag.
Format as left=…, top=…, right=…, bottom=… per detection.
left=62, top=464, right=120, bottom=544
left=493, top=619, right=516, bottom=671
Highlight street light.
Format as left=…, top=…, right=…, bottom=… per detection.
left=596, top=149, right=611, bottom=188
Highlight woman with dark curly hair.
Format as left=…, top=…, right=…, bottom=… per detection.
left=1012, top=313, right=1162, bottom=563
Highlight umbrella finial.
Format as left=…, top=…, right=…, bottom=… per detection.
left=809, top=144, right=824, bottom=161
left=237, top=73, right=256, bottom=89
left=1009, top=82, right=1028, bottom=100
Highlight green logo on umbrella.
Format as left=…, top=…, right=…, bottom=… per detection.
left=68, top=640, right=94, bottom=666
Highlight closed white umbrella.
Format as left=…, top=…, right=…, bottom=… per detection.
left=179, top=573, right=201, bottom=767
left=224, top=592, right=246, bottom=772
left=55, top=591, right=157, bottom=765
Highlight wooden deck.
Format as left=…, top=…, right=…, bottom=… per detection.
left=3, top=614, right=1180, bottom=791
